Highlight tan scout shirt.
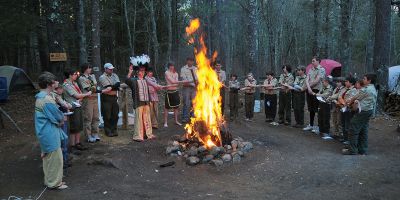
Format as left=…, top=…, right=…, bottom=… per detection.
left=78, top=74, right=98, bottom=97
left=293, top=74, right=307, bottom=91
left=317, top=84, right=333, bottom=102
left=278, top=73, right=294, bottom=93
left=342, top=86, right=358, bottom=101
left=229, top=80, right=240, bottom=92
left=307, top=65, right=326, bottom=90
left=51, top=91, right=72, bottom=110
left=62, top=79, right=82, bottom=104
left=357, top=84, right=377, bottom=111
left=244, top=78, right=257, bottom=94
left=99, top=72, right=120, bottom=95
left=328, top=86, right=346, bottom=102
left=263, top=78, right=278, bottom=95
left=180, top=65, right=198, bottom=87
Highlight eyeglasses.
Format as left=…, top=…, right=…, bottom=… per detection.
left=73, top=72, right=80, bottom=76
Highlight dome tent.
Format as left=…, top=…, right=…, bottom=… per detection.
left=388, top=65, right=400, bottom=92
left=0, top=66, right=35, bottom=94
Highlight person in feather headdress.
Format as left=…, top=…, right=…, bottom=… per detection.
left=126, top=55, right=155, bottom=142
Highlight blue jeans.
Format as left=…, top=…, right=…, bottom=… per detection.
left=181, top=87, right=196, bottom=122
left=61, top=121, right=69, bottom=164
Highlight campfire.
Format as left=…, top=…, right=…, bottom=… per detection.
left=184, top=18, right=224, bottom=149
left=165, top=18, right=253, bottom=166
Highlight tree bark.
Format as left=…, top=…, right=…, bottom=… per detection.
left=123, top=0, right=134, bottom=56
left=91, top=0, right=101, bottom=76
left=165, top=0, right=172, bottom=64
left=312, top=0, right=320, bottom=56
left=149, top=0, right=159, bottom=75
left=365, top=0, right=375, bottom=72
left=321, top=0, right=331, bottom=59
left=373, top=0, right=391, bottom=111
left=340, top=0, right=352, bottom=77
left=215, top=0, right=225, bottom=66
left=29, top=31, right=41, bottom=74
left=77, top=0, right=87, bottom=65
left=44, top=0, right=65, bottom=77
left=246, top=0, right=258, bottom=74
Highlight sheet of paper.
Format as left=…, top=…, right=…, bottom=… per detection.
left=72, top=101, right=81, bottom=108
left=64, top=111, right=74, bottom=116
left=316, top=96, right=326, bottom=103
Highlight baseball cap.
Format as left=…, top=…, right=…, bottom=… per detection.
left=104, top=63, right=114, bottom=69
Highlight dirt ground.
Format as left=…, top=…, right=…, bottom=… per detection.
left=1, top=91, right=400, bottom=200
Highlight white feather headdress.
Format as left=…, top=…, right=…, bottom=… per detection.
left=130, top=54, right=151, bottom=66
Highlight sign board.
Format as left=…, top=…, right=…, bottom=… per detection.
left=50, top=53, right=67, bottom=61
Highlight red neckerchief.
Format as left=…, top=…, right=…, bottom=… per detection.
left=64, top=79, right=82, bottom=94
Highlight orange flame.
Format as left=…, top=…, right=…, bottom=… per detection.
left=184, top=18, right=223, bottom=149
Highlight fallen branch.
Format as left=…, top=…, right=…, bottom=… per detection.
left=0, top=106, right=23, bottom=133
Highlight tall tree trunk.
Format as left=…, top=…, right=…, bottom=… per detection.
left=365, top=0, right=375, bottom=72
left=77, top=0, right=87, bottom=65
left=38, top=6, right=49, bottom=73
left=149, top=0, right=159, bottom=75
left=166, top=0, right=172, bottom=64
left=312, top=0, right=320, bottom=56
left=29, top=31, right=41, bottom=74
left=28, top=0, right=42, bottom=74
left=373, top=0, right=391, bottom=111
left=45, top=0, right=65, bottom=77
left=91, top=0, right=101, bottom=76
left=274, top=1, right=284, bottom=71
left=215, top=0, right=225, bottom=66
left=123, top=0, right=134, bottom=56
left=247, top=0, right=258, bottom=74
left=321, top=0, right=331, bottom=58
left=132, top=0, right=137, bottom=56
left=265, top=0, right=275, bottom=73
left=340, top=0, right=352, bottom=77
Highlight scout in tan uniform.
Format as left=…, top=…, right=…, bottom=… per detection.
left=313, top=78, right=333, bottom=139
left=63, top=70, right=92, bottom=152
left=243, top=73, right=257, bottom=121
left=291, top=67, right=307, bottom=127
left=263, top=72, right=278, bottom=122
left=99, top=63, right=120, bottom=137
left=327, top=79, right=346, bottom=138
left=278, top=65, right=294, bottom=125
left=304, top=57, right=326, bottom=132
left=78, top=63, right=111, bottom=142
left=343, top=74, right=377, bottom=155
left=337, top=76, right=358, bottom=144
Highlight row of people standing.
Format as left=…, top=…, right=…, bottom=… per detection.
left=227, top=56, right=377, bottom=155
